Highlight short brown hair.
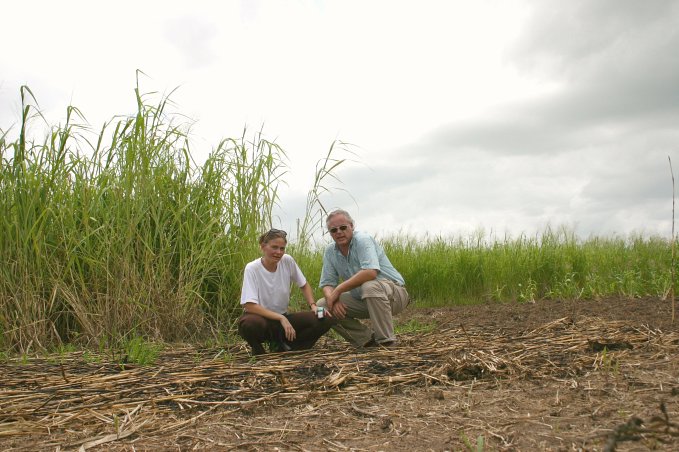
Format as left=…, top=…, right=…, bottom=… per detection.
left=258, top=228, right=288, bottom=244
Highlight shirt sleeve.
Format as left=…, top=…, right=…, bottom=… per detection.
left=240, top=264, right=260, bottom=305
left=319, top=246, right=340, bottom=288
left=286, top=255, right=308, bottom=288
left=354, top=234, right=381, bottom=272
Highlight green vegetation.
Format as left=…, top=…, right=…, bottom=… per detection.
left=81, top=350, right=102, bottom=364
left=599, top=346, right=620, bottom=374
left=122, top=336, right=161, bottom=366
left=461, top=432, right=486, bottom=452
left=382, top=229, right=674, bottom=306
left=1, top=81, right=675, bottom=355
left=1, top=80, right=289, bottom=353
left=291, top=228, right=674, bottom=308
left=395, top=318, right=436, bottom=335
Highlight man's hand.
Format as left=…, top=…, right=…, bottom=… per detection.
left=280, top=316, right=296, bottom=342
left=331, top=301, right=347, bottom=319
left=323, top=287, right=345, bottom=319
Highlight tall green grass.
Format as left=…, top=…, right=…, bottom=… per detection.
left=1, top=82, right=287, bottom=352
left=1, top=82, right=675, bottom=353
left=383, top=227, right=674, bottom=306
left=290, top=228, right=674, bottom=309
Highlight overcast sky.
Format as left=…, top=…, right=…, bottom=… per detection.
left=2, top=0, right=679, bottom=241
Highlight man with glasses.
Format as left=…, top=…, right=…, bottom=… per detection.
left=317, top=209, right=410, bottom=348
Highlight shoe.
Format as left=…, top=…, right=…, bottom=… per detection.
left=378, top=340, right=397, bottom=348
left=363, top=338, right=397, bottom=348
left=268, top=341, right=293, bottom=352
left=363, top=338, right=378, bottom=348
left=251, top=345, right=267, bottom=355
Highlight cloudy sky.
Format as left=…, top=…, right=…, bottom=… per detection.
left=2, top=0, right=679, bottom=241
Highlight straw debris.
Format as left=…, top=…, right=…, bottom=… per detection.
left=1, top=315, right=677, bottom=450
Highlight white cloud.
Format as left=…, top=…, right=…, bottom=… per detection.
left=2, top=0, right=678, bottom=241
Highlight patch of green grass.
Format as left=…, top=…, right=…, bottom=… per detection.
left=81, top=350, right=102, bottom=364
left=395, top=318, right=436, bottom=335
left=460, top=432, right=485, bottom=452
left=216, top=350, right=234, bottom=364
left=600, top=346, right=620, bottom=374
left=56, top=343, right=78, bottom=354
left=123, top=337, right=161, bottom=366
left=618, top=408, right=631, bottom=418
left=45, top=343, right=78, bottom=364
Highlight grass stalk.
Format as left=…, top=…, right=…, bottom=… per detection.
left=669, top=155, right=675, bottom=323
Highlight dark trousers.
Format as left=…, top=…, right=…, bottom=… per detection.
left=238, top=311, right=335, bottom=355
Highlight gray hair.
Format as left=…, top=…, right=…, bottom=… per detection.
left=326, top=209, right=354, bottom=227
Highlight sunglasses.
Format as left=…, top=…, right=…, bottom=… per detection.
left=328, top=225, right=350, bottom=234
left=266, top=228, right=287, bottom=237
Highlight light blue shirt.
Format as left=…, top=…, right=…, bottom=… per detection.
left=319, top=230, right=405, bottom=299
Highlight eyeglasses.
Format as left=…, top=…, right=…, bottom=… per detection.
left=328, top=225, right=349, bottom=234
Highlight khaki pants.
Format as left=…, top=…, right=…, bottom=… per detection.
left=317, top=279, right=410, bottom=347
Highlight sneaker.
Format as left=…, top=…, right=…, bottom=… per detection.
left=272, top=341, right=292, bottom=352
left=280, top=341, right=292, bottom=352
left=364, top=338, right=397, bottom=348
left=268, top=341, right=292, bottom=352
left=363, top=337, right=378, bottom=348
left=378, top=340, right=398, bottom=348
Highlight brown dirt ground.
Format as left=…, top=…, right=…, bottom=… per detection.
left=2, top=297, right=679, bottom=451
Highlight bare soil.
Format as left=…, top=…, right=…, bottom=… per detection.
left=1, top=297, right=679, bottom=451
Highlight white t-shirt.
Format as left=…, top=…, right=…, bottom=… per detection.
left=240, top=254, right=307, bottom=314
